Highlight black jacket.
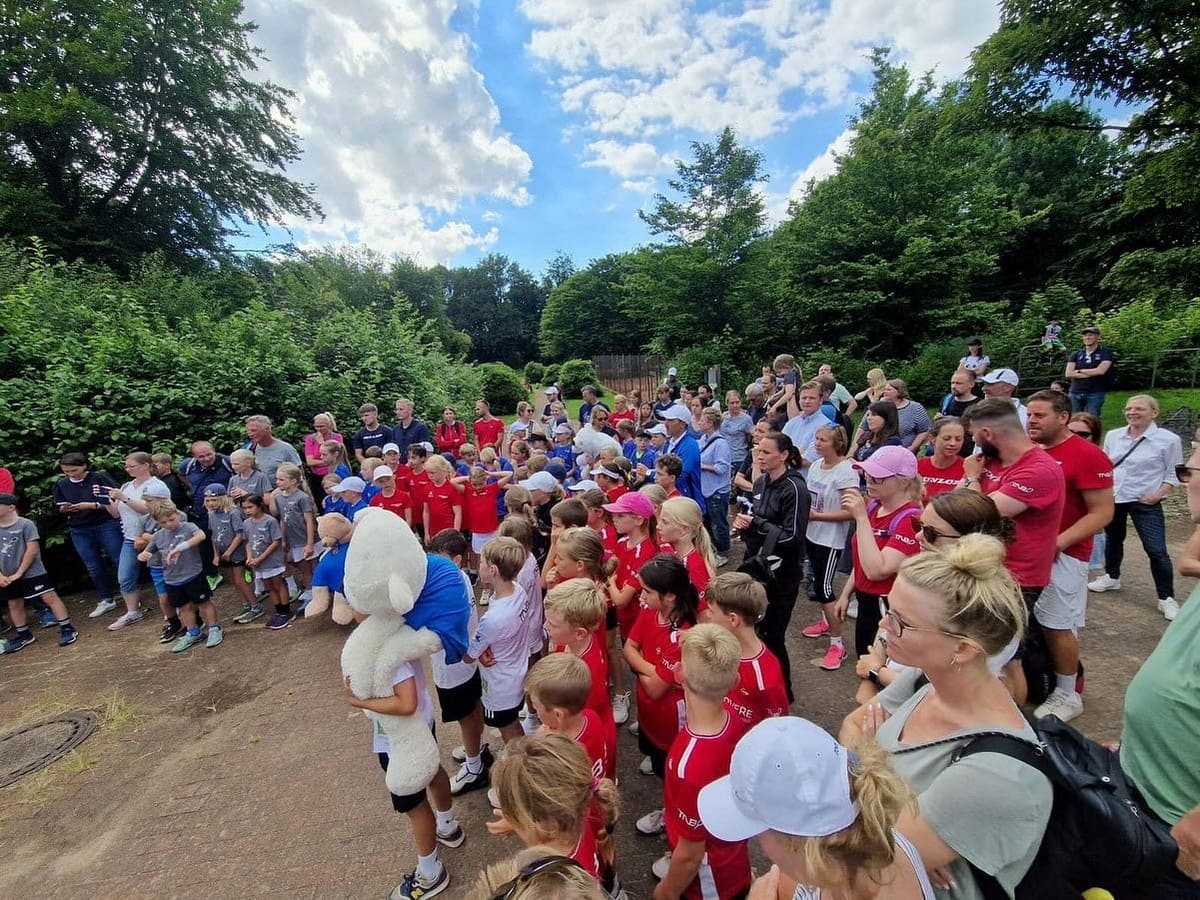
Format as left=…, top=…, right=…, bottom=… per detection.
left=743, top=468, right=810, bottom=566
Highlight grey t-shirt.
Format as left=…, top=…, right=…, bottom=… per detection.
left=719, top=411, right=755, bottom=464
left=147, top=521, right=204, bottom=586
left=208, top=508, right=246, bottom=563
left=253, top=439, right=301, bottom=485
left=876, top=669, right=1052, bottom=900
left=242, top=515, right=285, bottom=570
left=0, top=517, right=47, bottom=578
left=140, top=510, right=188, bottom=568
left=273, top=490, right=315, bottom=549
left=229, top=470, right=273, bottom=499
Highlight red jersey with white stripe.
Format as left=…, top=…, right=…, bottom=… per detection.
left=1042, top=435, right=1114, bottom=561
left=604, top=484, right=629, bottom=504
left=724, top=644, right=789, bottom=727
left=463, top=482, right=501, bottom=535
left=553, top=634, right=616, bottom=777
left=664, top=714, right=752, bottom=899
left=628, top=606, right=688, bottom=751
left=613, top=534, right=658, bottom=638
left=573, top=707, right=615, bottom=781
left=407, top=469, right=431, bottom=519
left=368, top=487, right=413, bottom=520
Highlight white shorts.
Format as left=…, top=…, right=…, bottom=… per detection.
left=1034, top=554, right=1089, bottom=632
left=256, top=565, right=287, bottom=581
left=471, top=530, right=497, bottom=555
left=287, top=546, right=317, bottom=563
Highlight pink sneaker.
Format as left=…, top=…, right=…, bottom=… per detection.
left=802, top=619, right=830, bottom=638
left=819, top=643, right=847, bottom=671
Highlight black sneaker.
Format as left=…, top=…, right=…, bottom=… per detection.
left=159, top=620, right=185, bottom=644
left=266, top=611, right=295, bottom=630
left=58, top=624, right=79, bottom=647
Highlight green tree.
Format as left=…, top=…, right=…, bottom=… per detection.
left=445, top=254, right=545, bottom=367
left=0, top=0, right=320, bottom=269
left=538, top=253, right=649, bottom=360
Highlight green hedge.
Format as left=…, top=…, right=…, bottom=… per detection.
left=479, top=363, right=527, bottom=415
left=558, top=358, right=601, bottom=397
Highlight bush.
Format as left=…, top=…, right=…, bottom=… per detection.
left=479, top=363, right=527, bottom=415
left=558, top=358, right=600, bottom=397
left=543, top=364, right=560, bottom=386
left=670, top=327, right=753, bottom=395
left=523, top=360, right=545, bottom=386
left=895, top=342, right=966, bottom=406
left=798, top=347, right=878, bottom=398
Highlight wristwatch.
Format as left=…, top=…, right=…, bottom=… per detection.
left=868, top=669, right=881, bottom=685
left=961, top=476, right=977, bottom=487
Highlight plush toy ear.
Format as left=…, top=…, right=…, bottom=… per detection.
left=388, top=572, right=416, bottom=617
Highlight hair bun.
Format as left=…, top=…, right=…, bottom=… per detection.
left=943, top=532, right=1007, bottom=576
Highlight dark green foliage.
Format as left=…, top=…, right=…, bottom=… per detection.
left=894, top=342, right=970, bottom=405
left=523, top=361, right=545, bottom=385
left=444, top=254, right=545, bottom=367
left=539, top=254, right=651, bottom=361
left=478, top=363, right=527, bottom=416
left=557, top=359, right=601, bottom=398
left=543, top=365, right=560, bottom=386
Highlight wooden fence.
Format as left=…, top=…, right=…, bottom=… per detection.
left=593, top=354, right=667, bottom=401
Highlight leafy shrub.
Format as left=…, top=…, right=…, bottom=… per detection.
left=558, top=358, right=601, bottom=397
left=670, top=327, right=753, bottom=395
left=895, top=342, right=966, bottom=405
left=543, top=364, right=560, bottom=386
left=798, top=347, right=877, bottom=398
left=479, top=363, right=527, bottom=415
left=523, top=361, right=545, bottom=385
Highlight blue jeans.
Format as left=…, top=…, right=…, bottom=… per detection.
left=704, top=491, right=731, bottom=555
left=1105, top=501, right=1175, bottom=599
left=69, top=520, right=124, bottom=599
left=118, top=539, right=144, bottom=595
left=1069, top=390, right=1106, bottom=416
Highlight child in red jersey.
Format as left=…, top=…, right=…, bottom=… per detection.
left=605, top=490, right=660, bottom=725
left=652, top=624, right=750, bottom=899
left=655, top=455, right=683, bottom=500
left=406, top=444, right=432, bottom=539
left=488, top=732, right=620, bottom=888
left=593, top=461, right=629, bottom=504
left=421, top=456, right=461, bottom=547
left=656, top=496, right=716, bottom=611
left=706, top=572, right=789, bottom=728
left=626, top=554, right=701, bottom=838
left=452, top=466, right=513, bottom=575
left=525, top=652, right=614, bottom=780
left=578, top=488, right=620, bottom=559
left=367, top=466, right=413, bottom=526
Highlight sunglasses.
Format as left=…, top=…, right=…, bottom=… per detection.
left=1068, top=428, right=1093, bottom=438
left=1177, top=465, right=1200, bottom=483
left=490, top=855, right=588, bottom=900
left=865, top=473, right=896, bottom=485
left=914, top=518, right=960, bottom=544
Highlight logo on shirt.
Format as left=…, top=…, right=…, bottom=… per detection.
left=1008, top=480, right=1035, bottom=494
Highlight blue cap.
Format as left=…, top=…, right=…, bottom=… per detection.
left=203, top=484, right=228, bottom=497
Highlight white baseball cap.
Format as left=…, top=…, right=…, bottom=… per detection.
left=371, top=466, right=394, bottom=481
left=381, top=443, right=401, bottom=454
left=330, top=476, right=367, bottom=494
left=697, top=717, right=859, bottom=842
left=545, top=386, right=559, bottom=396
left=668, top=367, right=678, bottom=376
left=553, top=423, right=574, bottom=436
left=647, top=423, right=668, bottom=436
left=981, top=367, right=1019, bottom=387
left=658, top=404, right=692, bottom=423
left=518, top=471, right=558, bottom=494
left=567, top=479, right=600, bottom=492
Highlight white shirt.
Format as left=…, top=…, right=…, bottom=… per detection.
left=517, top=554, right=544, bottom=655
left=805, top=458, right=859, bottom=548
left=116, top=477, right=169, bottom=539
left=468, top=583, right=530, bottom=711
left=1103, top=422, right=1183, bottom=503
left=431, top=570, right=479, bottom=690
left=371, top=660, right=435, bottom=753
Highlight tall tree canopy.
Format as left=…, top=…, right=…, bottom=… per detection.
left=0, top=0, right=320, bottom=268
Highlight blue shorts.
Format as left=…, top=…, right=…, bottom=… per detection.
left=150, top=566, right=167, bottom=596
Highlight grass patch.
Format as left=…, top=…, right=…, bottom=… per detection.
left=7, top=687, right=139, bottom=733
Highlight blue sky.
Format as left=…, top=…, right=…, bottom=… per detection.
left=239, top=0, right=1005, bottom=276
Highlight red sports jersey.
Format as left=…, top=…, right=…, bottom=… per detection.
left=665, top=488, right=682, bottom=500
left=613, top=535, right=658, bottom=638
left=423, top=479, right=461, bottom=538
left=978, top=446, right=1065, bottom=588
left=677, top=548, right=711, bottom=607
left=628, top=606, right=688, bottom=751
left=407, top=469, right=431, bottom=517
left=568, top=818, right=601, bottom=879
left=473, top=417, right=505, bottom=451
left=393, top=463, right=414, bottom=492
left=597, top=524, right=620, bottom=560
left=725, top=644, right=789, bottom=727
left=574, top=707, right=615, bottom=781
left=1042, top=435, right=1114, bottom=561
left=464, top=482, right=501, bottom=535
left=917, top=456, right=965, bottom=499
left=554, top=633, right=616, bottom=776
left=609, top=408, right=636, bottom=426
left=664, top=714, right=752, bottom=900
left=604, top=484, right=629, bottom=504
left=851, top=501, right=921, bottom=596
left=368, top=487, right=413, bottom=521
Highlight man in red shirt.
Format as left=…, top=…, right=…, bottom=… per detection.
left=654, top=624, right=750, bottom=900
left=1025, top=390, right=1114, bottom=722
left=472, top=400, right=505, bottom=453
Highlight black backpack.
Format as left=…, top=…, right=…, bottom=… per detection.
left=949, top=716, right=1179, bottom=899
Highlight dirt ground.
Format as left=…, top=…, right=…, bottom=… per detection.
left=1, top=520, right=1195, bottom=900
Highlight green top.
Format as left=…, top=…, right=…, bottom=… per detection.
left=1121, top=583, right=1200, bottom=825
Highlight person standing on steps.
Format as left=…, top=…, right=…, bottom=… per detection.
left=1089, top=394, right=1183, bottom=621
left=1065, top=325, right=1116, bottom=416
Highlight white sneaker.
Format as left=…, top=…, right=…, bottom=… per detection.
left=1034, top=688, right=1084, bottom=723
left=846, top=598, right=858, bottom=619
left=107, top=609, right=144, bottom=631
left=628, top=720, right=640, bottom=737
left=1158, top=597, right=1180, bottom=621
left=714, top=554, right=729, bottom=567
left=651, top=851, right=672, bottom=880
left=639, top=755, right=654, bottom=776
left=636, top=808, right=666, bottom=835
left=1088, top=575, right=1121, bottom=593
left=521, top=709, right=541, bottom=735
left=612, top=691, right=630, bottom=725
left=89, top=598, right=119, bottom=618
left=449, top=761, right=488, bottom=796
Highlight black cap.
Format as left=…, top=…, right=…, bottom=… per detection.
left=1082, top=326, right=1101, bottom=335
left=0, top=493, right=17, bottom=506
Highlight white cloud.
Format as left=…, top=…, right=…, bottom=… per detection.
left=789, top=127, right=856, bottom=199
left=582, top=140, right=674, bottom=179
left=242, top=0, right=532, bottom=263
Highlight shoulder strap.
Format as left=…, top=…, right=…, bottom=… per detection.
left=1112, top=436, right=1146, bottom=468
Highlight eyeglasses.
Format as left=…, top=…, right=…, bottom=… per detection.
left=1068, top=428, right=1093, bottom=438
left=865, top=474, right=896, bottom=485
left=1177, top=465, right=1200, bottom=483
left=490, top=855, right=588, bottom=900
left=878, top=598, right=970, bottom=641
left=914, top=519, right=960, bottom=544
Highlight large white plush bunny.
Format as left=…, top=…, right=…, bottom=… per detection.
left=573, top=423, right=623, bottom=477
left=340, top=508, right=444, bottom=796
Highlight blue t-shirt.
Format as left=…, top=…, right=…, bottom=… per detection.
left=548, top=444, right=576, bottom=475
left=1069, top=347, right=1115, bottom=392
left=352, top=425, right=392, bottom=455
left=406, top=554, right=472, bottom=665
left=311, top=543, right=349, bottom=594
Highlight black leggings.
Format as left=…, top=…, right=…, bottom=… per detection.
left=854, top=589, right=885, bottom=657
left=756, top=565, right=801, bottom=703
left=805, top=540, right=842, bottom=605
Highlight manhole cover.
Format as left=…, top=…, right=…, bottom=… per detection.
left=0, top=712, right=98, bottom=788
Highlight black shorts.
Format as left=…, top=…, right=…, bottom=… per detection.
left=166, top=575, right=212, bottom=609
left=0, top=574, right=56, bottom=603
left=378, top=750, right=433, bottom=814
left=484, top=701, right=523, bottom=729
left=605, top=605, right=618, bottom=631
left=637, top=731, right=668, bottom=778
left=436, top=670, right=482, bottom=723
left=216, top=557, right=246, bottom=569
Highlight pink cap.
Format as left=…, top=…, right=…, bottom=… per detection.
left=603, top=491, right=655, bottom=519
left=853, top=445, right=917, bottom=479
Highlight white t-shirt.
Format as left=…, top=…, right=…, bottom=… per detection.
left=431, top=570, right=480, bottom=690
left=517, top=554, right=544, bottom=655
left=468, top=583, right=531, bottom=711
left=805, top=459, right=859, bottom=548
left=371, top=660, right=435, bottom=754
left=116, top=477, right=170, bottom=539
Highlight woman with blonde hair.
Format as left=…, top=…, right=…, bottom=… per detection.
left=854, top=368, right=888, bottom=405
left=303, top=412, right=342, bottom=496
left=840, top=534, right=1052, bottom=898
left=699, top=717, right=932, bottom=899
left=658, top=496, right=717, bottom=602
